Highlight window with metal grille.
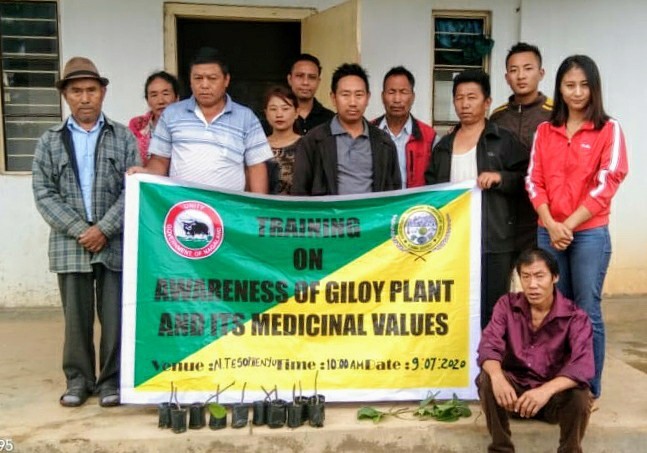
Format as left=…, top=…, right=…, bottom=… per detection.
left=432, top=11, right=493, bottom=127
left=0, top=0, right=61, bottom=172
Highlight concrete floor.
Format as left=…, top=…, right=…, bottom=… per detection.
left=604, top=297, right=647, bottom=374
left=0, top=297, right=645, bottom=452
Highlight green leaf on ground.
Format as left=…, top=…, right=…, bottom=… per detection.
left=414, top=392, right=471, bottom=422
left=357, top=406, right=387, bottom=423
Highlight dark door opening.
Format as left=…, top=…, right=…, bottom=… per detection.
left=176, top=18, right=301, bottom=118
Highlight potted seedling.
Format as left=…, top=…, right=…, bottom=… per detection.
left=287, top=382, right=307, bottom=428
left=231, top=382, right=250, bottom=429
left=169, top=383, right=188, bottom=434
left=307, top=371, right=325, bottom=427
left=252, top=386, right=273, bottom=426
left=207, top=381, right=235, bottom=430
left=267, top=386, right=287, bottom=429
left=188, top=402, right=206, bottom=429
left=158, top=401, right=172, bottom=429
left=295, top=381, right=310, bottom=423
left=158, top=382, right=175, bottom=429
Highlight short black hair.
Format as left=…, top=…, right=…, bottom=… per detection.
left=331, top=63, right=369, bottom=94
left=505, top=42, right=543, bottom=68
left=515, top=248, right=560, bottom=278
left=144, top=71, right=180, bottom=100
left=190, top=47, right=229, bottom=76
left=452, top=69, right=490, bottom=98
left=382, top=66, right=415, bottom=91
left=290, top=53, right=322, bottom=75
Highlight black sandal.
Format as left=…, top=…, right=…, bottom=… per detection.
left=99, top=388, right=120, bottom=407
left=60, top=387, right=90, bottom=407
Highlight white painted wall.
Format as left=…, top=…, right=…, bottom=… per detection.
left=519, top=0, right=646, bottom=294
left=0, top=177, right=59, bottom=307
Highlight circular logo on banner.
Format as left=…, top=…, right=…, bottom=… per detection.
left=391, top=205, right=450, bottom=259
left=164, top=201, right=224, bottom=259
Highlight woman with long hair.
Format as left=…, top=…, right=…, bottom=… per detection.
left=263, top=85, right=301, bottom=194
left=526, top=55, right=628, bottom=398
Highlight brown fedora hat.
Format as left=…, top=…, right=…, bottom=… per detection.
left=56, top=56, right=109, bottom=90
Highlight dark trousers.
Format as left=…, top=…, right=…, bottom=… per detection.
left=477, top=372, right=592, bottom=453
left=481, top=252, right=515, bottom=329
left=57, top=264, right=122, bottom=393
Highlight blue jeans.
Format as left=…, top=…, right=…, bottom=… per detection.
left=538, top=226, right=611, bottom=398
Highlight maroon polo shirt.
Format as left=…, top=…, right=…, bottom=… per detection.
left=477, top=291, right=594, bottom=390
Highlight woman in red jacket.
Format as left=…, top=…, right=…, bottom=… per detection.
left=526, top=55, right=628, bottom=399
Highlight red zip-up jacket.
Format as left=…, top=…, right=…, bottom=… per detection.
left=372, top=115, right=437, bottom=188
left=526, top=119, right=628, bottom=231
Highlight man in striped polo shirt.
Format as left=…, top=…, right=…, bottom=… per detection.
left=129, top=47, right=273, bottom=192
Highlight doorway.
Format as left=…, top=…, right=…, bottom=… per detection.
left=176, top=18, right=301, bottom=117
left=164, top=2, right=359, bottom=114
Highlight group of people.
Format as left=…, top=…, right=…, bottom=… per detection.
left=31, top=41, right=627, bottom=452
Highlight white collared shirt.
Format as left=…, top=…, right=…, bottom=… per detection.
left=379, top=115, right=412, bottom=186
left=67, top=114, right=105, bottom=221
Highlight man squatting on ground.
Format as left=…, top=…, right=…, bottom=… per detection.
left=477, top=248, right=594, bottom=453
left=32, top=57, right=140, bottom=407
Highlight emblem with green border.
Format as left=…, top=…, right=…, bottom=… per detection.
left=391, top=205, right=451, bottom=260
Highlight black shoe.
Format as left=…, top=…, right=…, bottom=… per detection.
left=99, top=388, right=120, bottom=407
left=60, top=387, right=90, bottom=407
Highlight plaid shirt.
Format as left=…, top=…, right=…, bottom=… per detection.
left=32, top=115, right=140, bottom=273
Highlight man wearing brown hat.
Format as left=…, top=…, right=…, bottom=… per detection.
left=32, top=57, right=140, bottom=407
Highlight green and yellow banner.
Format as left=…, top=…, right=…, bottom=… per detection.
left=121, top=175, right=481, bottom=404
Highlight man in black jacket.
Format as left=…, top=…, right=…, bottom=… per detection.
left=490, top=42, right=552, bottom=255
left=292, top=63, right=401, bottom=196
left=287, top=53, right=335, bottom=135
left=425, top=70, right=528, bottom=328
